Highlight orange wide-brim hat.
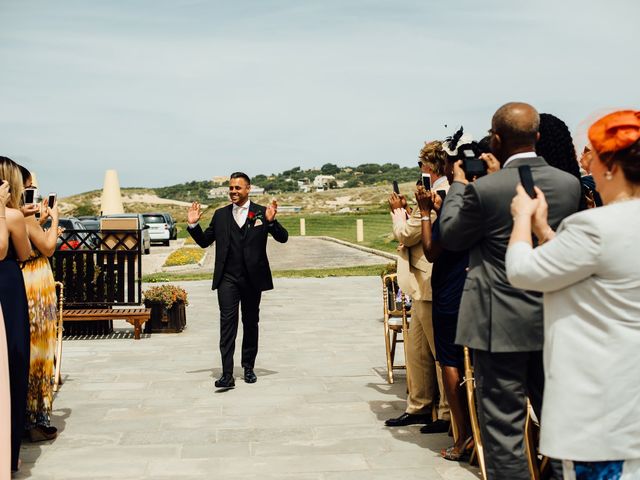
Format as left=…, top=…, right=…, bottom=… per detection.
left=588, top=110, right=640, bottom=154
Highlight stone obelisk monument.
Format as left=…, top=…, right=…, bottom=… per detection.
left=100, top=169, right=124, bottom=215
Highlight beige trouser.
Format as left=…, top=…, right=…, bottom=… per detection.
left=405, top=299, right=450, bottom=420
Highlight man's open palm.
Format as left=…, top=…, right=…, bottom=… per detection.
left=265, top=200, right=278, bottom=222
left=188, top=202, right=202, bottom=224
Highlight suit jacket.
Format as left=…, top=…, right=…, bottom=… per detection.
left=439, top=156, right=581, bottom=352
left=506, top=199, right=640, bottom=460
left=393, top=206, right=434, bottom=302
left=188, top=202, right=288, bottom=292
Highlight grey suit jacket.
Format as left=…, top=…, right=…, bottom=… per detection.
left=439, top=156, right=581, bottom=352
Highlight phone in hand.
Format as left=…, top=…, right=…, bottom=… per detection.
left=518, top=165, right=536, bottom=198
left=421, top=173, right=431, bottom=190
left=392, top=181, right=400, bottom=194
left=23, top=188, right=37, bottom=205
left=436, top=189, right=447, bottom=202
left=48, top=193, right=57, bottom=208
left=461, top=149, right=487, bottom=181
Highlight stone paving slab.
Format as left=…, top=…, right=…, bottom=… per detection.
left=17, top=277, right=479, bottom=480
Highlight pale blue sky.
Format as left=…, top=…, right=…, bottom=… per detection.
left=1, top=1, right=638, bottom=196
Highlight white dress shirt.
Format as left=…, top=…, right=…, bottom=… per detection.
left=432, top=175, right=449, bottom=192
left=232, top=200, right=251, bottom=227
left=502, top=151, right=537, bottom=168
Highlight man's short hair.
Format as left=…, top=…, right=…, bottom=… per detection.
left=493, top=102, right=540, bottom=147
left=230, top=172, right=251, bottom=184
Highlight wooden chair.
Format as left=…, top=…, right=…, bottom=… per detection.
left=463, top=346, right=488, bottom=479
left=464, top=346, right=550, bottom=480
left=382, top=274, right=410, bottom=384
left=525, top=400, right=552, bottom=480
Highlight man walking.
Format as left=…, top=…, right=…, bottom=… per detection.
left=187, top=172, right=288, bottom=389
left=439, top=103, right=580, bottom=479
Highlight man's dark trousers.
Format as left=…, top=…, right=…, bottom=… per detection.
left=218, top=273, right=261, bottom=375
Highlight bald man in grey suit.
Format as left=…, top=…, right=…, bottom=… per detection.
left=439, top=103, right=581, bottom=479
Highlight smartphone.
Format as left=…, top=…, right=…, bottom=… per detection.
left=23, top=188, right=36, bottom=205
left=48, top=193, right=57, bottom=208
left=421, top=173, right=431, bottom=190
left=518, top=165, right=536, bottom=198
left=461, top=149, right=487, bottom=181
left=392, top=181, right=400, bottom=194
left=436, top=190, right=447, bottom=202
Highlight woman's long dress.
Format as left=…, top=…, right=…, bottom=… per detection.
left=0, top=306, right=11, bottom=480
left=22, top=251, right=57, bottom=430
left=0, top=244, right=30, bottom=471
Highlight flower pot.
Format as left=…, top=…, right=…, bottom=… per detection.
left=143, top=300, right=186, bottom=333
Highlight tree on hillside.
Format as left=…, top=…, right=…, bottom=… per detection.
left=320, top=163, right=340, bottom=175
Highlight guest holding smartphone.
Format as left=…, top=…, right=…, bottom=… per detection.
left=0, top=179, right=12, bottom=480
left=506, top=110, right=640, bottom=478
left=0, top=157, right=31, bottom=473
left=416, top=149, right=472, bottom=461
left=18, top=165, right=60, bottom=441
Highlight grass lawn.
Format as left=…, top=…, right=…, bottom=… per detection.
left=143, top=263, right=395, bottom=283
left=176, top=212, right=398, bottom=253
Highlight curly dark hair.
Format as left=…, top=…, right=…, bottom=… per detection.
left=536, top=113, right=580, bottom=179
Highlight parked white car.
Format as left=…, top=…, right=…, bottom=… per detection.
left=142, top=213, right=171, bottom=246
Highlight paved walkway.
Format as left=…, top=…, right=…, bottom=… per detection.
left=144, top=236, right=394, bottom=275
left=18, top=278, right=479, bottom=480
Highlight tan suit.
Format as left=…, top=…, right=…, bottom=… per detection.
left=393, top=204, right=449, bottom=419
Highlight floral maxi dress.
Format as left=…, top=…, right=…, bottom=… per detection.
left=21, top=251, right=57, bottom=429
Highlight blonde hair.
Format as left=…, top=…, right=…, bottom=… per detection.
left=0, top=157, right=24, bottom=208
left=419, top=140, right=447, bottom=176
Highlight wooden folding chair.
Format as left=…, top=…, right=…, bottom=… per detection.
left=463, top=346, right=487, bottom=479
left=53, top=281, right=64, bottom=392
left=382, top=274, right=410, bottom=384
left=525, top=400, right=552, bottom=480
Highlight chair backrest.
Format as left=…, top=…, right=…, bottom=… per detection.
left=382, top=273, right=408, bottom=317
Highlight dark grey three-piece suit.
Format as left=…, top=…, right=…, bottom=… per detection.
left=439, top=156, right=581, bottom=479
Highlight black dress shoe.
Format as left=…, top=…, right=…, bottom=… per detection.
left=384, top=412, right=433, bottom=427
left=244, top=368, right=257, bottom=384
left=420, top=419, right=450, bottom=434
left=214, top=374, right=235, bottom=389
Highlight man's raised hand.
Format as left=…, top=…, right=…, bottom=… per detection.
left=187, top=202, right=202, bottom=224
left=265, top=200, right=278, bottom=222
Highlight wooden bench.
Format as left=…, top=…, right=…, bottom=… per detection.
left=51, top=227, right=150, bottom=340
left=62, top=308, right=150, bottom=340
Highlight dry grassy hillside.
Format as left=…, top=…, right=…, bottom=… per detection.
left=60, top=181, right=419, bottom=221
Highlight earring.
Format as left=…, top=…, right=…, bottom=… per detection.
left=605, top=171, right=613, bottom=180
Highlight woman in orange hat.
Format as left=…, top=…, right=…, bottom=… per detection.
left=505, top=110, right=640, bottom=478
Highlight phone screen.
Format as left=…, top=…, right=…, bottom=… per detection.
left=518, top=166, right=536, bottom=198
left=23, top=188, right=36, bottom=205
left=436, top=190, right=447, bottom=202
left=421, top=174, right=431, bottom=190
left=48, top=193, right=57, bottom=208
left=392, top=181, right=399, bottom=194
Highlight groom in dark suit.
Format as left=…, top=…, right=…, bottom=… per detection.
left=187, top=172, right=288, bottom=389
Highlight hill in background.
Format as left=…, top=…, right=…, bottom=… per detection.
left=60, top=162, right=422, bottom=221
